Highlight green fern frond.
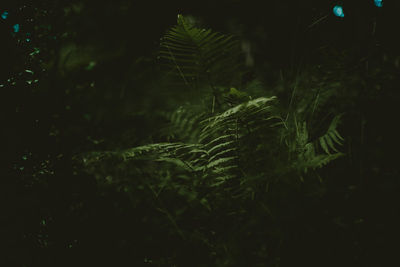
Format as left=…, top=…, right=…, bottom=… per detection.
left=318, top=114, right=344, bottom=154
left=200, top=97, right=277, bottom=142
left=300, top=153, right=345, bottom=173
left=290, top=114, right=345, bottom=174
left=203, top=134, right=236, bottom=149
left=160, top=14, right=243, bottom=87
left=207, top=156, right=237, bottom=169
left=154, top=157, right=196, bottom=172
left=208, top=148, right=237, bottom=162
left=197, top=97, right=280, bottom=187
left=164, top=105, right=206, bottom=143
left=207, top=140, right=236, bottom=155
left=82, top=142, right=207, bottom=172
left=80, top=93, right=343, bottom=193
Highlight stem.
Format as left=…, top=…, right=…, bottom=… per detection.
left=156, top=207, right=186, bottom=240
left=166, top=44, right=191, bottom=89
left=212, top=95, right=215, bottom=114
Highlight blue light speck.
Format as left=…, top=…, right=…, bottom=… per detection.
left=1, top=11, right=8, bottom=19
left=374, top=0, right=383, bottom=7
left=333, top=5, right=345, bottom=18
left=13, top=24, right=20, bottom=33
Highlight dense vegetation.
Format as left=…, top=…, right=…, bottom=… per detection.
left=2, top=0, right=400, bottom=266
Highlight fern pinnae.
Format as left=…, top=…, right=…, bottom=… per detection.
left=200, top=97, right=277, bottom=136
left=325, top=135, right=339, bottom=152
left=155, top=157, right=195, bottom=171
left=206, top=139, right=236, bottom=153
left=201, top=134, right=236, bottom=148
left=329, top=130, right=344, bottom=145
left=208, top=148, right=237, bottom=163
left=319, top=136, right=330, bottom=154
left=335, top=129, right=344, bottom=140
left=211, top=166, right=238, bottom=174
left=317, top=114, right=344, bottom=154
left=207, top=156, right=237, bottom=169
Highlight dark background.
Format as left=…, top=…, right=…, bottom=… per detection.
left=1, top=0, right=399, bottom=266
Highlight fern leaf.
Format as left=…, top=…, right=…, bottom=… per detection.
left=155, top=157, right=194, bottom=171
left=160, top=14, right=243, bottom=87
left=318, top=114, right=344, bottom=154
left=328, top=131, right=343, bottom=145
left=319, top=136, right=330, bottom=154
left=211, top=166, right=238, bottom=174
left=207, top=140, right=236, bottom=155
left=200, top=97, right=277, bottom=137
left=207, top=156, right=237, bottom=169
left=203, top=134, right=236, bottom=148
left=208, top=148, right=237, bottom=163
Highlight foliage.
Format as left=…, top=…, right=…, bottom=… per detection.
left=6, top=3, right=400, bottom=266
left=159, top=14, right=244, bottom=90
left=76, top=15, right=346, bottom=265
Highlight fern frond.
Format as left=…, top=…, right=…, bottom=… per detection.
left=160, top=14, right=243, bottom=87
left=200, top=97, right=277, bottom=142
left=290, top=114, right=345, bottom=174
left=318, top=114, right=344, bottom=154
left=164, top=105, right=206, bottom=143
left=207, top=156, right=237, bottom=169
left=197, top=96, right=280, bottom=188
left=207, top=140, right=236, bottom=155
left=203, top=134, right=236, bottom=149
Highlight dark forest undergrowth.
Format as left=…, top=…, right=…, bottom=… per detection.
left=2, top=1, right=400, bottom=266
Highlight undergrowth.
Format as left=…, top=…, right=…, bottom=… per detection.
left=75, top=15, right=345, bottom=266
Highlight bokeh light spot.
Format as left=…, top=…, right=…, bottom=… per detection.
left=374, top=0, right=383, bottom=7
left=13, top=24, right=20, bottom=33
left=333, top=5, right=345, bottom=18
left=1, top=11, right=8, bottom=19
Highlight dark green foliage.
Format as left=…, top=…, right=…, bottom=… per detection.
left=5, top=2, right=400, bottom=267
left=159, top=14, right=244, bottom=89
left=77, top=15, right=347, bottom=265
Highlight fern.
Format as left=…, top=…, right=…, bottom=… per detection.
left=79, top=99, right=345, bottom=207
left=199, top=97, right=281, bottom=189
left=80, top=97, right=280, bottom=189
left=289, top=114, right=345, bottom=174
left=318, top=114, right=344, bottom=154
left=161, top=104, right=206, bottom=143
left=78, top=15, right=346, bottom=203
left=200, top=97, right=278, bottom=142
left=159, top=14, right=243, bottom=88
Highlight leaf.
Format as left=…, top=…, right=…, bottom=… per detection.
left=207, top=156, right=237, bottom=168
left=155, top=157, right=194, bottom=171
left=319, top=136, right=330, bottom=154
left=159, top=14, right=243, bottom=87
